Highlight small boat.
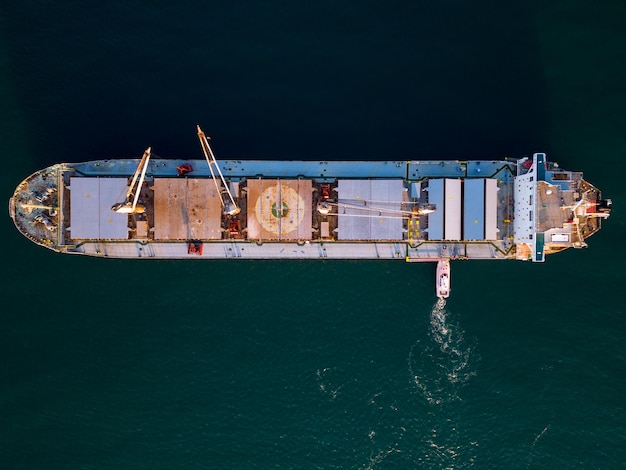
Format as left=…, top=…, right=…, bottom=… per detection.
left=436, top=259, right=450, bottom=298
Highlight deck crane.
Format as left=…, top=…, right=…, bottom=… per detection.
left=197, top=125, right=240, bottom=216
left=111, top=147, right=151, bottom=214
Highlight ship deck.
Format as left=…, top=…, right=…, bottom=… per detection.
left=9, top=155, right=608, bottom=262
left=52, top=159, right=517, bottom=259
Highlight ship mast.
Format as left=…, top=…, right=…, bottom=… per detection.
left=111, top=147, right=151, bottom=214
left=197, top=125, right=240, bottom=215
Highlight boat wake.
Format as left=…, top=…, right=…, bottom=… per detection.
left=408, top=298, right=479, bottom=405
left=316, top=367, right=353, bottom=400
left=388, top=299, right=482, bottom=467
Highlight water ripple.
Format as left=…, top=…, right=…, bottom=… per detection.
left=408, top=299, right=480, bottom=405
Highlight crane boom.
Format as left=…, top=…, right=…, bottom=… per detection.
left=111, top=147, right=151, bottom=214
left=197, top=125, right=240, bottom=215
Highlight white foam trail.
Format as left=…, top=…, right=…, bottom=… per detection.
left=316, top=367, right=349, bottom=400
left=531, top=424, right=550, bottom=447
left=526, top=424, right=551, bottom=468
left=408, top=300, right=479, bottom=405
left=363, top=300, right=481, bottom=468
left=362, top=448, right=402, bottom=470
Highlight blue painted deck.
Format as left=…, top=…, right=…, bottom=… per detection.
left=463, top=179, right=485, bottom=240
left=71, top=158, right=515, bottom=180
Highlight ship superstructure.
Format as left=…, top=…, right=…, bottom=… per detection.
left=9, top=128, right=611, bottom=295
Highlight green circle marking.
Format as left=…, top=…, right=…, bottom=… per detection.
left=271, top=201, right=289, bottom=218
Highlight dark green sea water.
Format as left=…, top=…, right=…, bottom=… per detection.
left=2, top=1, right=625, bottom=468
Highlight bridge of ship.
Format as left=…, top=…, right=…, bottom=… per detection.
left=513, top=153, right=608, bottom=262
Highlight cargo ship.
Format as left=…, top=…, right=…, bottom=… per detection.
left=9, top=127, right=611, bottom=296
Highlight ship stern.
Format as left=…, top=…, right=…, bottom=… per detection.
left=9, top=165, right=65, bottom=252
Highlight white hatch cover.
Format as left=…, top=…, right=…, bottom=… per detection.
left=68, top=177, right=129, bottom=239
left=337, top=180, right=404, bottom=240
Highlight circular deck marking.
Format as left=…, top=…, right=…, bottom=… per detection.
left=255, top=184, right=304, bottom=234
left=271, top=201, right=289, bottom=218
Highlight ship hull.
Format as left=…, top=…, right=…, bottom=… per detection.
left=9, top=155, right=609, bottom=263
